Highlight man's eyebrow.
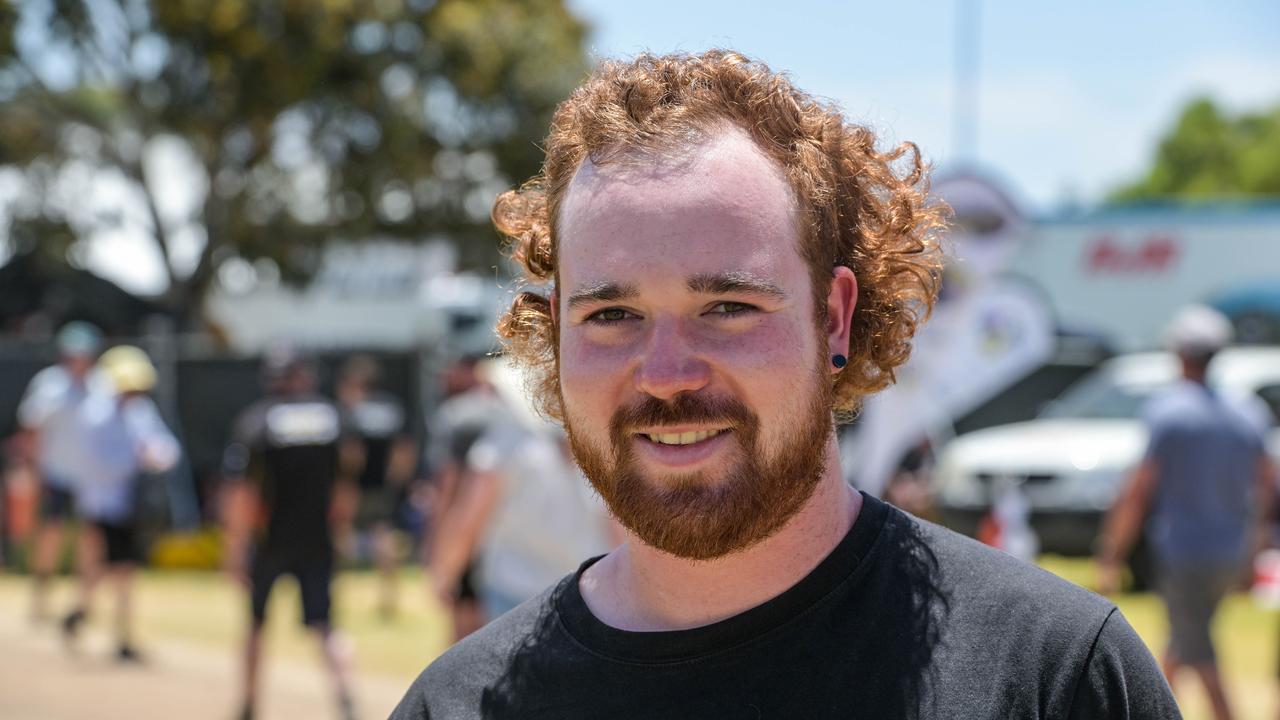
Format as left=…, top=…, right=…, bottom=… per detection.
left=566, top=281, right=639, bottom=309
left=687, top=272, right=787, bottom=299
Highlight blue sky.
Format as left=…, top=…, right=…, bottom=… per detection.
left=566, top=0, right=1280, bottom=212
left=8, top=1, right=1278, bottom=295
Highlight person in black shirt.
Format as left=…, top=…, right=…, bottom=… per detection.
left=336, top=354, right=417, bottom=620
left=392, top=50, right=1179, bottom=719
left=223, top=348, right=362, bottom=720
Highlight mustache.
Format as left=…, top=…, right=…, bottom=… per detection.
left=609, top=393, right=756, bottom=437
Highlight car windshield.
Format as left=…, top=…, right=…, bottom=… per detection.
left=1040, top=372, right=1165, bottom=420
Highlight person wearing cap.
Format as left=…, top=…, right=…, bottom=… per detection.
left=15, top=321, right=107, bottom=622
left=221, top=348, right=361, bottom=720
left=61, top=345, right=181, bottom=661
left=1099, top=305, right=1277, bottom=720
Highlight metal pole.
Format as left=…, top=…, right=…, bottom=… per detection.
left=953, top=0, right=981, bottom=162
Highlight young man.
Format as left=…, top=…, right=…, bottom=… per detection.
left=61, top=345, right=181, bottom=661
left=16, top=321, right=105, bottom=622
left=1099, top=305, right=1276, bottom=720
left=222, top=349, right=362, bottom=720
left=393, top=51, right=1178, bottom=719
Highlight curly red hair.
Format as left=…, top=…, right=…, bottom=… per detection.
left=493, top=50, right=947, bottom=421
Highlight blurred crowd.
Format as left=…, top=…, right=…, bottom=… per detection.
left=2, top=303, right=1278, bottom=719
left=1, top=320, right=615, bottom=720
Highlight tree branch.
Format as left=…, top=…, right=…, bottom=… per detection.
left=132, top=158, right=179, bottom=291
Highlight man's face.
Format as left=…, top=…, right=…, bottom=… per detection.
left=62, top=353, right=94, bottom=380
left=556, top=127, right=835, bottom=560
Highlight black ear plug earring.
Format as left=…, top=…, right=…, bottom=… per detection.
left=832, top=354, right=847, bottom=369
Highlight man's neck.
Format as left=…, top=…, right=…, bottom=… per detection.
left=579, top=438, right=860, bottom=632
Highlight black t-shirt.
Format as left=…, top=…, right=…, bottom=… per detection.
left=391, top=495, right=1180, bottom=719
left=224, top=394, right=347, bottom=553
left=341, top=391, right=407, bottom=491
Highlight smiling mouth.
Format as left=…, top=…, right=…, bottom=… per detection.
left=641, top=429, right=729, bottom=446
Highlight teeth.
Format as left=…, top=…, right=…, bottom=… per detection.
left=646, top=429, right=723, bottom=445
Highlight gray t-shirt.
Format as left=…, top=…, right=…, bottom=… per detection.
left=1142, top=380, right=1271, bottom=564
left=392, top=495, right=1178, bottom=719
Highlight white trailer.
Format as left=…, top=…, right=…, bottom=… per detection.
left=1013, top=204, right=1280, bottom=351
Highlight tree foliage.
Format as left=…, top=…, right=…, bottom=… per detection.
left=1111, top=97, right=1280, bottom=202
left=0, top=0, right=588, bottom=325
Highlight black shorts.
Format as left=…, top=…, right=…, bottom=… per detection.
left=93, top=520, right=141, bottom=565
left=458, top=561, right=478, bottom=602
left=250, top=546, right=335, bottom=627
left=38, top=483, right=76, bottom=521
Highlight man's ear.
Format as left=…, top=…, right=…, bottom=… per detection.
left=549, top=289, right=559, bottom=327
left=826, top=266, right=858, bottom=371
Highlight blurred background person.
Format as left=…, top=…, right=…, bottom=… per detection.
left=422, top=354, right=508, bottom=640
left=336, top=354, right=418, bottom=620
left=14, top=321, right=106, bottom=623
left=221, top=348, right=363, bottom=720
left=1099, top=305, right=1278, bottom=720
left=428, top=358, right=616, bottom=625
left=60, top=345, right=180, bottom=662
left=883, top=436, right=939, bottom=522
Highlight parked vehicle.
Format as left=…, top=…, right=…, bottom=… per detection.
left=934, top=347, right=1280, bottom=569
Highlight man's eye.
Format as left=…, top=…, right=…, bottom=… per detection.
left=586, top=308, right=635, bottom=324
left=708, top=302, right=755, bottom=316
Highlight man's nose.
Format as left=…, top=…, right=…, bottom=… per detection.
left=634, top=316, right=711, bottom=400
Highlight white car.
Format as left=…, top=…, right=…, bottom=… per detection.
left=934, top=347, right=1280, bottom=558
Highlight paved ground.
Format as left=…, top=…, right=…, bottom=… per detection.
left=0, top=600, right=409, bottom=720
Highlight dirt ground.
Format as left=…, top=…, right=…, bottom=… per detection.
left=0, top=596, right=410, bottom=720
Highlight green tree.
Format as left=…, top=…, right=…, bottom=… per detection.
left=1111, top=97, right=1280, bottom=202
left=0, top=0, right=588, bottom=326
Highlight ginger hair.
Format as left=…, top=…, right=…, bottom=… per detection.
left=493, top=50, right=947, bottom=422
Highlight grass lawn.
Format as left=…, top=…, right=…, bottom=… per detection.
left=2, top=557, right=1275, bottom=719
left=1040, top=555, right=1276, bottom=720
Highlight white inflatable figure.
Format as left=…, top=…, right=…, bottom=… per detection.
left=843, top=173, right=1055, bottom=497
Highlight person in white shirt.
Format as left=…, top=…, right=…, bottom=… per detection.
left=15, top=321, right=105, bottom=622
left=469, top=422, right=616, bottom=619
left=61, top=345, right=180, bottom=662
left=428, top=358, right=617, bottom=624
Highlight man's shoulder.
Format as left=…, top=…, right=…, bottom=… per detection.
left=392, top=581, right=567, bottom=720
left=29, top=363, right=66, bottom=384
left=881, top=509, right=1175, bottom=716
left=897, top=508, right=1114, bottom=628
left=1142, top=381, right=1204, bottom=422
left=21, top=365, right=69, bottom=397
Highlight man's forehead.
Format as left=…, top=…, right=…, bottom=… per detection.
left=559, top=126, right=793, bottom=225
left=557, top=126, right=803, bottom=294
